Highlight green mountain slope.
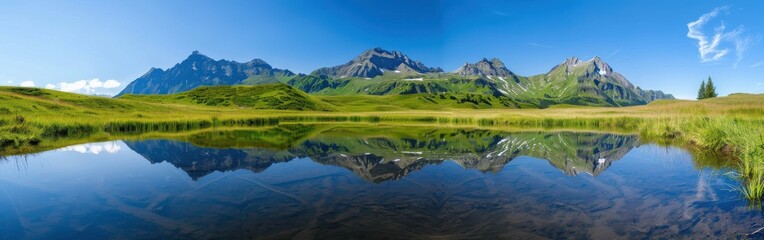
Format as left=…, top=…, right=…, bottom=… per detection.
left=442, top=57, right=674, bottom=107
left=290, top=73, right=501, bottom=95
left=0, top=87, right=166, bottom=115
left=287, top=74, right=525, bottom=109
left=506, top=57, right=648, bottom=106
left=119, top=84, right=334, bottom=111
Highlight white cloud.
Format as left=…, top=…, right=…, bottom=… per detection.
left=19, top=81, right=35, bottom=87
left=50, top=78, right=122, bottom=94
left=88, top=79, right=103, bottom=88
left=6, top=80, right=12, bottom=84
left=752, top=62, right=764, bottom=68
left=687, top=6, right=756, bottom=66
left=687, top=6, right=730, bottom=62
left=103, top=79, right=121, bottom=88
left=59, top=80, right=88, bottom=92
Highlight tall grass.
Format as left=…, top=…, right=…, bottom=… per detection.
left=639, top=117, right=764, bottom=203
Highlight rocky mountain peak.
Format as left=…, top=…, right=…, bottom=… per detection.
left=588, top=56, right=613, bottom=75
left=182, top=51, right=214, bottom=64
left=553, top=56, right=614, bottom=76
left=369, top=47, right=386, bottom=53
left=454, top=57, right=513, bottom=77
left=140, top=67, right=165, bottom=78
left=188, top=50, right=210, bottom=58
left=312, top=48, right=442, bottom=78
left=563, top=57, right=582, bottom=67
left=244, top=58, right=272, bottom=68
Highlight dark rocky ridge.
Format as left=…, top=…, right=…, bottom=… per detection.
left=116, top=51, right=294, bottom=96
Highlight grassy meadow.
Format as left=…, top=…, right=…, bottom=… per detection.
left=1, top=85, right=763, bottom=202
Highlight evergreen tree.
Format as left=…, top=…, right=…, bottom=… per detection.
left=704, top=77, right=717, bottom=98
left=697, top=80, right=706, bottom=100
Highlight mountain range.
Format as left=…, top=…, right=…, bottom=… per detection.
left=116, top=48, right=674, bottom=107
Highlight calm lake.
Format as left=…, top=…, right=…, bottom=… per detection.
left=1, top=125, right=762, bottom=239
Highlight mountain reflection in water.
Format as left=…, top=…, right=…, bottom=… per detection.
left=1, top=125, right=761, bottom=239
left=125, top=126, right=639, bottom=181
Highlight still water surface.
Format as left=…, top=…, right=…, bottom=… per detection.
left=0, top=126, right=762, bottom=239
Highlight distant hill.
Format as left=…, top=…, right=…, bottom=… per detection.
left=116, top=48, right=674, bottom=107
left=119, top=84, right=333, bottom=111
left=0, top=86, right=146, bottom=115
left=0, top=85, right=334, bottom=116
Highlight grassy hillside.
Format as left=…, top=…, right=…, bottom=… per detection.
left=117, top=83, right=525, bottom=111
left=285, top=71, right=658, bottom=108
left=289, top=73, right=502, bottom=95
left=319, top=93, right=525, bottom=111
left=119, top=84, right=334, bottom=111
left=241, top=72, right=295, bottom=85
left=0, top=86, right=184, bottom=121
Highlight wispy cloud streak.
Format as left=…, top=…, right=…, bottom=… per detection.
left=687, top=6, right=757, bottom=67
left=687, top=6, right=730, bottom=62
left=607, top=47, right=623, bottom=59
left=527, top=42, right=554, bottom=49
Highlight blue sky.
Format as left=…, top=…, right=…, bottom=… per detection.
left=0, top=0, right=762, bottom=98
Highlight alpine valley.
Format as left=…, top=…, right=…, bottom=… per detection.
left=117, top=48, right=674, bottom=108
left=9, top=2, right=764, bottom=239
